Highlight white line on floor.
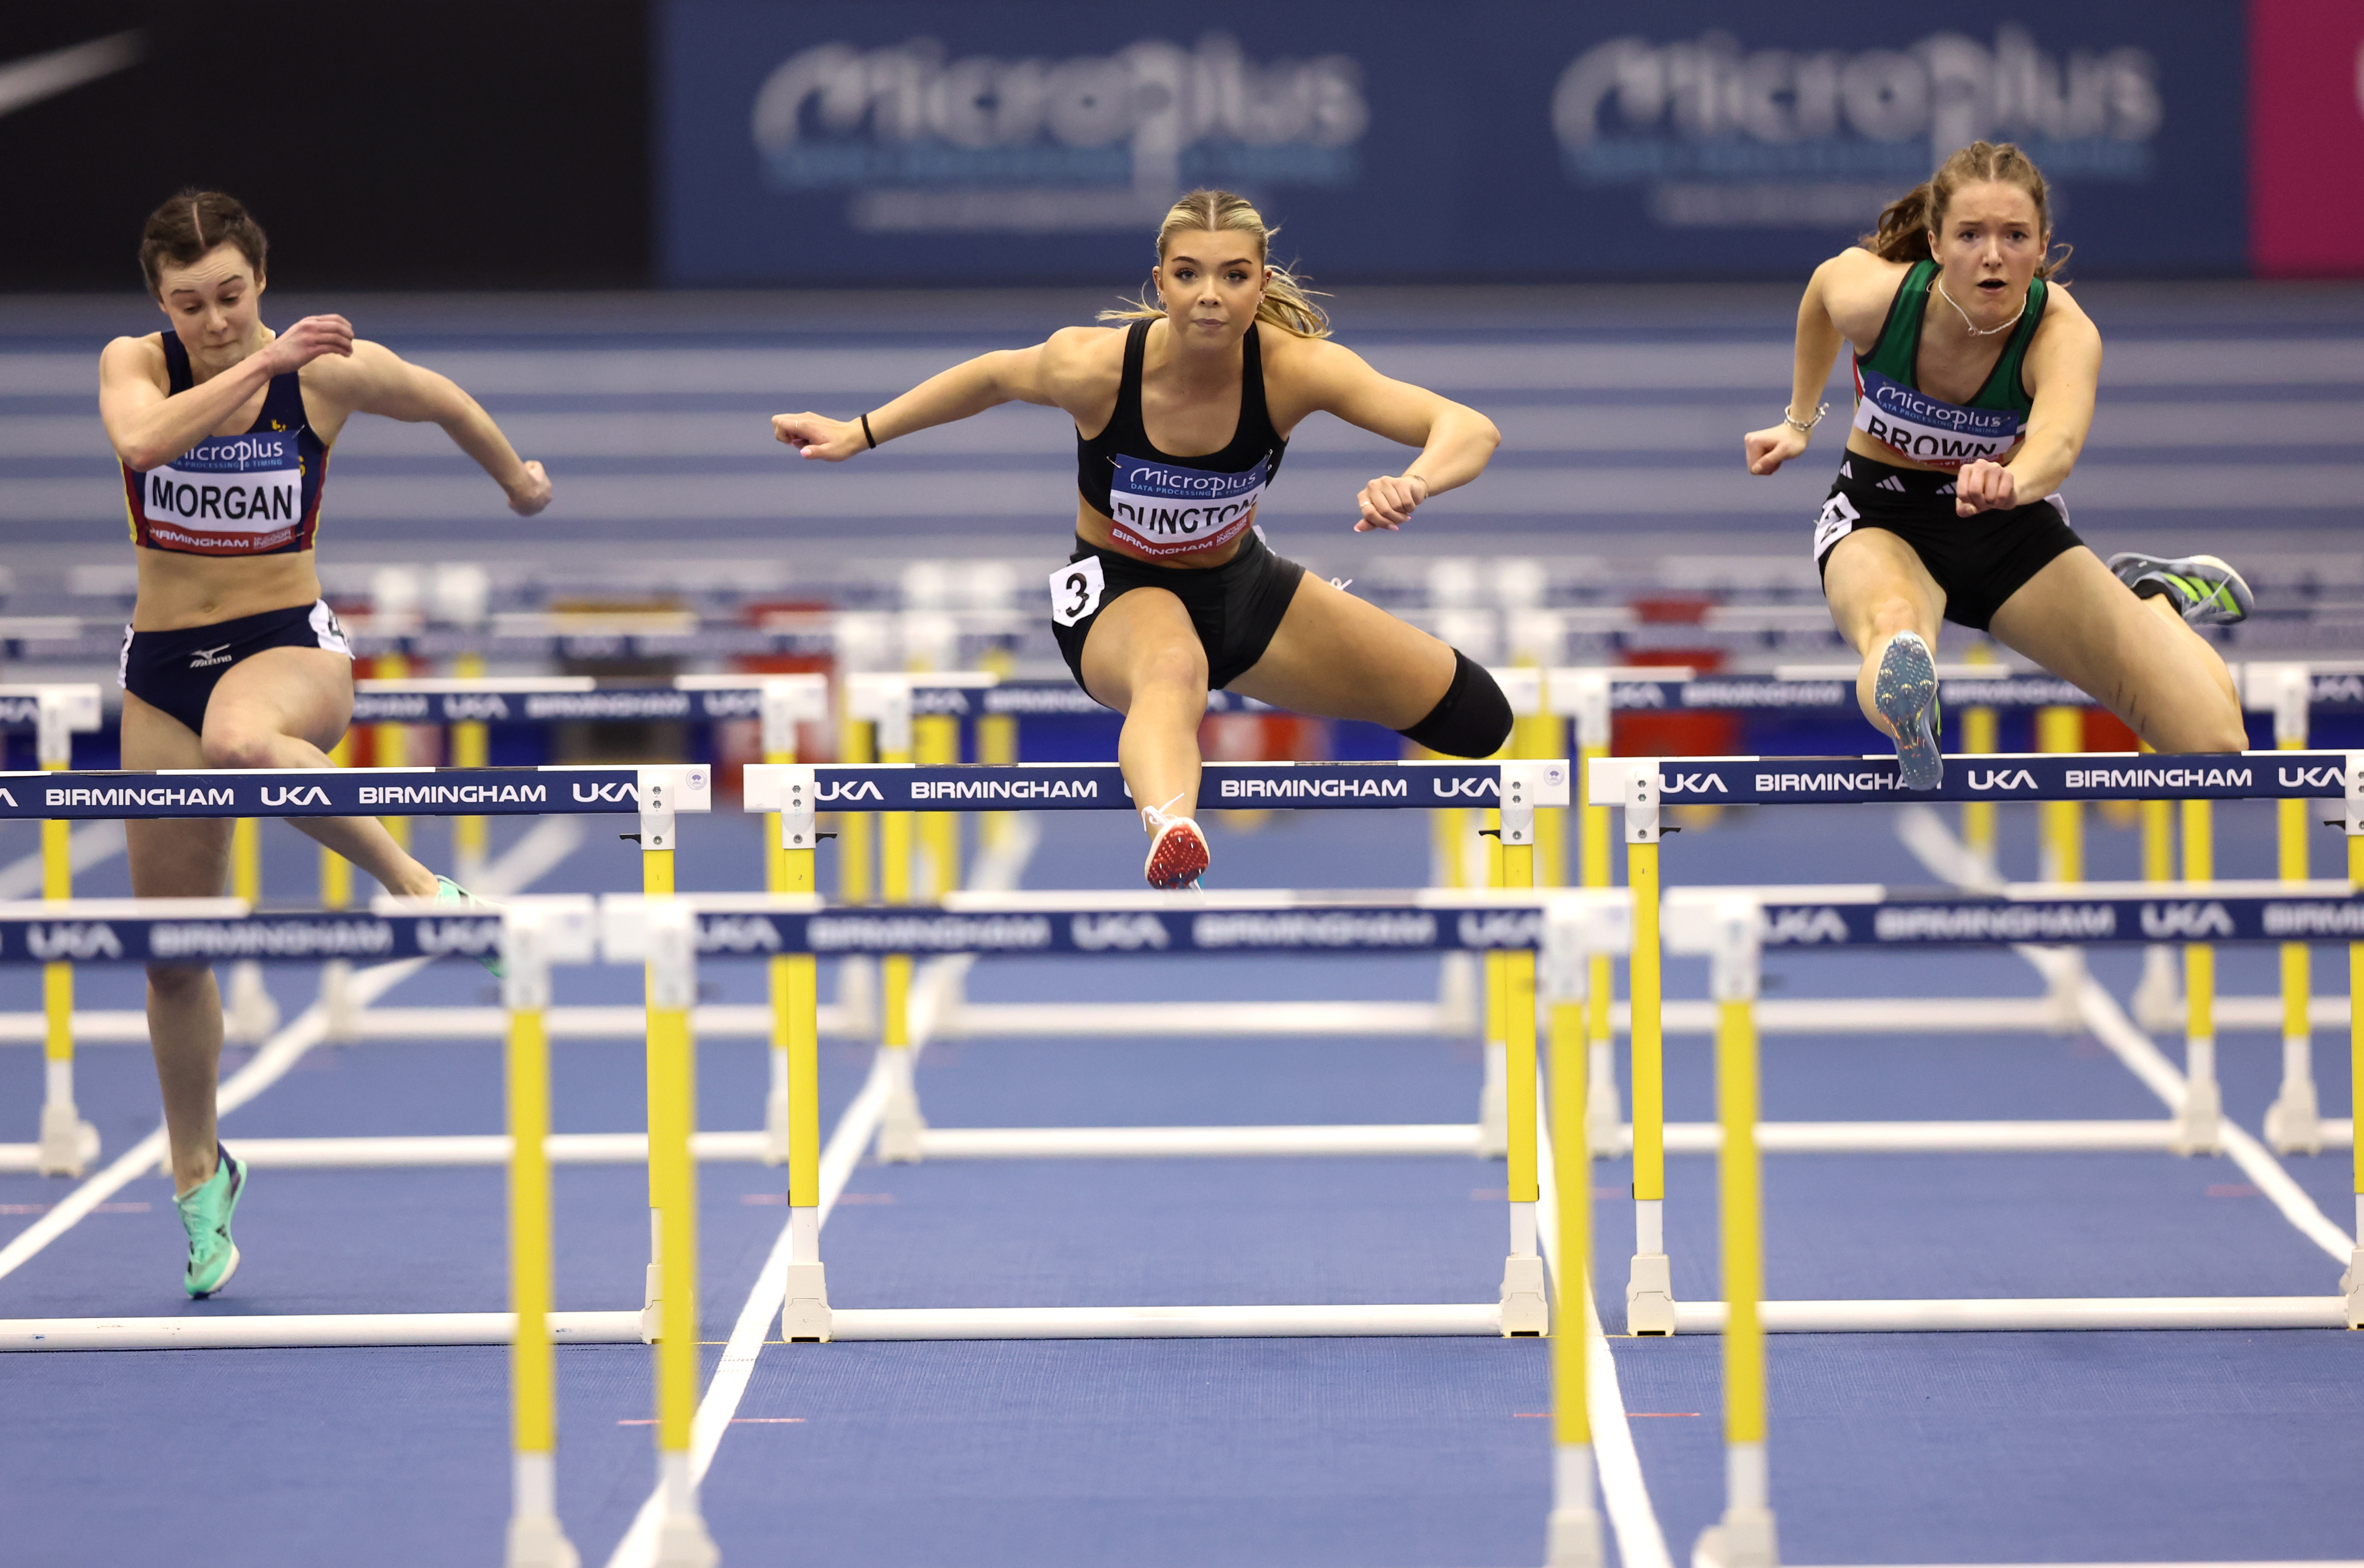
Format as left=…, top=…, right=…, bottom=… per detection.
left=0, top=821, right=124, bottom=899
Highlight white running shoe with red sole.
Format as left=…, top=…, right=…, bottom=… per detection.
left=1143, top=816, right=1211, bottom=889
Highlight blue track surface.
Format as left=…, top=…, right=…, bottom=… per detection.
left=0, top=780, right=2358, bottom=1564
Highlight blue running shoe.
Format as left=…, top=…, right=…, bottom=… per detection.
left=177, top=1143, right=245, bottom=1298
left=1875, top=631, right=1944, bottom=791
left=2106, top=551, right=2253, bottom=626
left=436, top=875, right=505, bottom=978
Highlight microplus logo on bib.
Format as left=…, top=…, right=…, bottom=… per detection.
left=1106, top=453, right=1269, bottom=558
left=145, top=430, right=302, bottom=532
left=1853, top=367, right=2021, bottom=468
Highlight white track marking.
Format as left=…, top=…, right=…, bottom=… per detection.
left=1893, top=809, right=2356, bottom=1262
left=1537, top=1069, right=1675, bottom=1568
left=0, top=820, right=123, bottom=898
left=0, top=816, right=585, bottom=1286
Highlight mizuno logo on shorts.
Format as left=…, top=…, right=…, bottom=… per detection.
left=188, top=644, right=233, bottom=668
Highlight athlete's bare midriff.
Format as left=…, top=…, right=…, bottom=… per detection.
left=132, top=546, right=323, bottom=631
left=1073, top=497, right=1248, bottom=569
left=1842, top=429, right=2026, bottom=475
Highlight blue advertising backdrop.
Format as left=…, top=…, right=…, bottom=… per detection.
left=658, top=1, right=2245, bottom=285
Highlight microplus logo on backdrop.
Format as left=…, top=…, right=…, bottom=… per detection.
left=748, top=36, right=1368, bottom=232
left=1551, top=26, right=2160, bottom=229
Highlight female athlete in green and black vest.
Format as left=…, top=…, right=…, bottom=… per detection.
left=1745, top=142, right=2250, bottom=787
left=772, top=190, right=1511, bottom=889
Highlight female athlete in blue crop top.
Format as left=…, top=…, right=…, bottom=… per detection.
left=97, top=190, right=549, bottom=1296
left=771, top=190, right=1512, bottom=889
left=1744, top=143, right=2250, bottom=789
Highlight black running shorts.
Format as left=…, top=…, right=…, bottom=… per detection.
left=119, top=599, right=353, bottom=735
left=1811, top=453, right=2084, bottom=633
left=1048, top=528, right=1307, bottom=698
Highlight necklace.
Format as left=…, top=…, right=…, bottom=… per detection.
left=1935, top=277, right=2026, bottom=338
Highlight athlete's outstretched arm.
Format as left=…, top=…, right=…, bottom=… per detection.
left=1745, top=257, right=1851, bottom=476
left=1955, top=298, right=2099, bottom=517
left=773, top=328, right=1106, bottom=461
left=332, top=341, right=550, bottom=515
left=98, top=316, right=353, bottom=471
left=1297, top=342, right=1500, bottom=532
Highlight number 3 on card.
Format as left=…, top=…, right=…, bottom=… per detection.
left=1048, top=557, right=1106, bottom=627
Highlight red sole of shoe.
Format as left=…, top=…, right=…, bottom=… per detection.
left=1145, top=826, right=1211, bottom=889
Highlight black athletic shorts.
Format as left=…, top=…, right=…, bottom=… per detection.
left=1811, top=453, right=2083, bottom=633
left=1048, top=528, right=1307, bottom=697
left=119, top=599, right=353, bottom=735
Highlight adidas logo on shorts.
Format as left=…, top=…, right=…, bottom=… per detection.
left=1876, top=475, right=1907, bottom=492
left=1937, top=482, right=1956, bottom=495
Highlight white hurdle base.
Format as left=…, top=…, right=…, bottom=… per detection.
left=0, top=1310, right=645, bottom=1352
left=228, top=1132, right=774, bottom=1167
left=826, top=1304, right=1503, bottom=1339
left=1669, top=1296, right=2348, bottom=1333
left=916, top=1125, right=1481, bottom=1158
left=1601, top=1120, right=2187, bottom=1156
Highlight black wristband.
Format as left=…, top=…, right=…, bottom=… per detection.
left=860, top=413, right=878, bottom=450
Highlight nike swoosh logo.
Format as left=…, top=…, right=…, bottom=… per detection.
left=0, top=30, right=145, bottom=120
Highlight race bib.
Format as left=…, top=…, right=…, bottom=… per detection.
left=1104, top=452, right=1269, bottom=559
left=139, top=429, right=304, bottom=552
left=1048, top=556, right=1106, bottom=627
left=1851, top=366, right=2021, bottom=469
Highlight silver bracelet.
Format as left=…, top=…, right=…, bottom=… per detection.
left=1783, top=402, right=1830, bottom=433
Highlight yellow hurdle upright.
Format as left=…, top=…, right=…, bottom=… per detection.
left=1497, top=817, right=1545, bottom=1336
left=2176, top=795, right=2222, bottom=1152
left=1697, top=895, right=1777, bottom=1567
left=1541, top=897, right=1603, bottom=1568
left=1622, top=763, right=1671, bottom=1336
left=502, top=905, right=576, bottom=1568
left=35, top=691, right=96, bottom=1177
left=2263, top=665, right=2324, bottom=1151
left=641, top=898, right=718, bottom=1561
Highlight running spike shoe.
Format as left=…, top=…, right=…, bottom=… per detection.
left=1874, top=631, right=1944, bottom=791
left=1143, top=816, right=1211, bottom=889
left=2105, top=551, right=2253, bottom=626
left=436, top=875, right=505, bottom=978
left=177, top=1143, right=246, bottom=1298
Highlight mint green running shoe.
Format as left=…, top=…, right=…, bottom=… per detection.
left=177, top=1143, right=245, bottom=1299
left=1875, top=631, right=1944, bottom=791
left=436, top=875, right=505, bottom=979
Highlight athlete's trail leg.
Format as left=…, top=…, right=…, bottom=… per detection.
left=1079, top=589, right=1210, bottom=826
left=1820, top=530, right=1946, bottom=739
left=202, top=648, right=441, bottom=895
left=1989, top=548, right=2245, bottom=752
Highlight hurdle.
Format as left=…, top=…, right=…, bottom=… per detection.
left=1583, top=747, right=2361, bottom=1336
left=747, top=757, right=1569, bottom=1166
left=600, top=885, right=1569, bottom=1344
left=1663, top=883, right=2364, bottom=1568
left=0, top=685, right=106, bottom=1176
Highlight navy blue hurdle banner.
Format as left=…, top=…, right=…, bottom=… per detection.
left=747, top=760, right=1570, bottom=819
left=1587, top=750, right=2360, bottom=808
left=0, top=765, right=711, bottom=821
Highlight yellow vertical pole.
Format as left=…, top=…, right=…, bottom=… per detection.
left=374, top=651, right=412, bottom=851
left=764, top=714, right=806, bottom=1166
left=977, top=701, right=1019, bottom=852
left=451, top=650, right=489, bottom=880
left=1582, top=739, right=1611, bottom=1059
left=1625, top=815, right=1670, bottom=1334
left=915, top=713, right=960, bottom=898
left=1480, top=801, right=1509, bottom=1158
left=2348, top=832, right=2363, bottom=1327
left=1703, top=899, right=1774, bottom=1555
left=2266, top=673, right=2320, bottom=1150
left=874, top=705, right=922, bottom=1162
left=642, top=902, right=714, bottom=1552
left=1544, top=903, right=1601, bottom=1559
left=640, top=836, right=675, bottom=1344
left=36, top=711, right=90, bottom=1176
left=321, top=732, right=354, bottom=909
left=838, top=710, right=875, bottom=904
left=2178, top=795, right=2221, bottom=1151
left=503, top=910, right=573, bottom=1558
left=1960, top=704, right=1998, bottom=870
left=232, top=817, right=262, bottom=905
left=2036, top=706, right=2082, bottom=883
left=785, top=839, right=819, bottom=1212
left=1504, top=841, right=1538, bottom=1212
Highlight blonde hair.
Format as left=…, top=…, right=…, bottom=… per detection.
left=1862, top=141, right=2072, bottom=281
left=1100, top=189, right=1332, bottom=340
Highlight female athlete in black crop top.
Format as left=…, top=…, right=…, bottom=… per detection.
left=773, top=189, right=1512, bottom=889
left=97, top=190, right=549, bottom=1289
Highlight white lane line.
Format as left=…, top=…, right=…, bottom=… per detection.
left=1537, top=1069, right=1675, bottom=1568
left=1892, top=809, right=2356, bottom=1264
left=0, top=821, right=124, bottom=898
left=0, top=815, right=585, bottom=1286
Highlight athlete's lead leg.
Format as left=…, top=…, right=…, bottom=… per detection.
left=1079, top=589, right=1215, bottom=884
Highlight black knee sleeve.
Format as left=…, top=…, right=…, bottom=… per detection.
left=1395, top=648, right=1513, bottom=758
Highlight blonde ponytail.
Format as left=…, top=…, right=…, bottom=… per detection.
left=1099, top=189, right=1334, bottom=340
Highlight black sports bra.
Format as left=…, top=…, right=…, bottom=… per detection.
left=1075, top=319, right=1287, bottom=559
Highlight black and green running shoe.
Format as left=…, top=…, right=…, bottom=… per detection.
left=2106, top=552, right=2253, bottom=626
left=436, top=875, right=505, bottom=979
left=1874, top=631, right=1944, bottom=791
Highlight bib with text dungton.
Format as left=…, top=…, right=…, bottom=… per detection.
left=1104, top=452, right=1269, bottom=558
left=139, top=429, right=305, bottom=554
left=1851, top=367, right=2023, bottom=470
